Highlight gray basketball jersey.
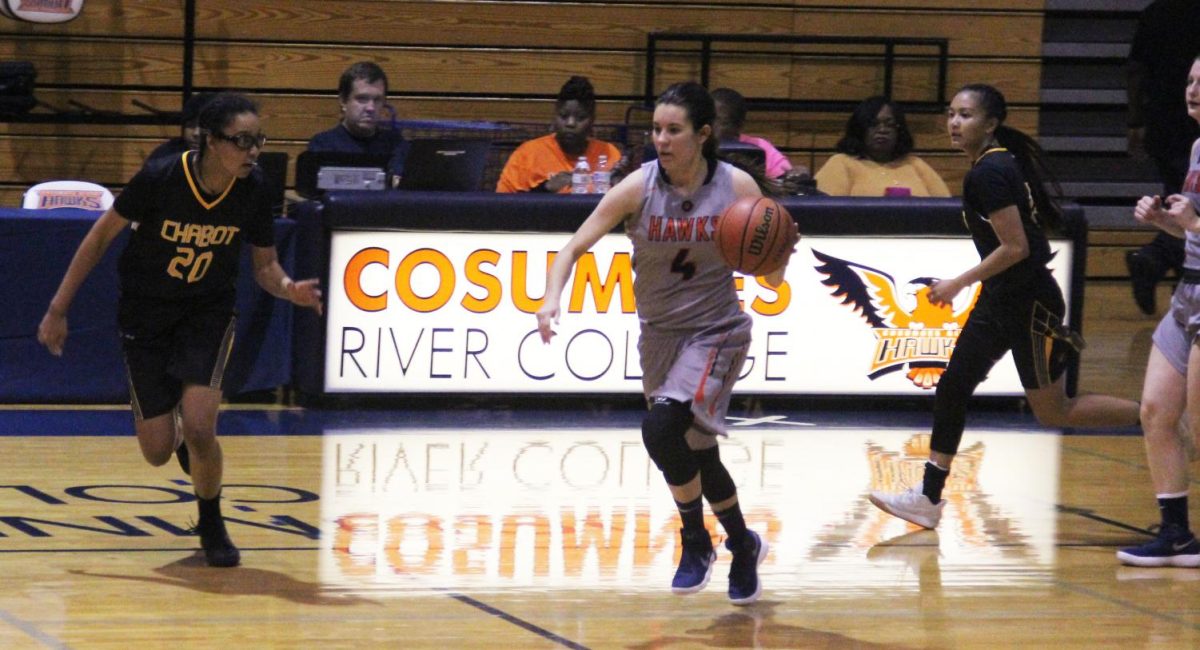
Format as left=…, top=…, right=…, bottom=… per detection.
left=627, top=159, right=743, bottom=331
left=1184, top=146, right=1200, bottom=268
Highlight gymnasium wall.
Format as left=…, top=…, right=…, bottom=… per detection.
left=0, top=0, right=1045, bottom=206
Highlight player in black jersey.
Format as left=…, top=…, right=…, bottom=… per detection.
left=868, top=83, right=1141, bottom=530
left=37, top=92, right=322, bottom=567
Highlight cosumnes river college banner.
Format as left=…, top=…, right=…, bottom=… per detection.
left=324, top=231, right=1073, bottom=396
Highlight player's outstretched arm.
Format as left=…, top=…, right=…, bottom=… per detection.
left=251, top=245, right=323, bottom=316
left=537, top=168, right=644, bottom=343
left=39, top=208, right=130, bottom=356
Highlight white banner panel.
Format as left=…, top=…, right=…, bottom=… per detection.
left=324, top=231, right=1073, bottom=395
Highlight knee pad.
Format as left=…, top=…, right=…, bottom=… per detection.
left=695, top=446, right=736, bottom=504
left=642, top=397, right=697, bottom=486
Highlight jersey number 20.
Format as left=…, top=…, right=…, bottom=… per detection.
left=167, top=246, right=214, bottom=283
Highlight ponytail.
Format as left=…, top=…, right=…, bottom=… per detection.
left=993, top=124, right=1063, bottom=234
left=961, top=83, right=1063, bottom=233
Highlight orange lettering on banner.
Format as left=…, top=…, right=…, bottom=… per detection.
left=510, top=251, right=551, bottom=314
left=344, top=247, right=390, bottom=312
left=395, top=249, right=455, bottom=313
left=568, top=252, right=635, bottom=314
left=462, top=250, right=502, bottom=313
left=733, top=276, right=791, bottom=315
left=751, top=276, right=790, bottom=316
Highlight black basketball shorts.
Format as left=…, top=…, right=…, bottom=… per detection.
left=118, top=293, right=236, bottom=420
left=955, top=279, right=1076, bottom=390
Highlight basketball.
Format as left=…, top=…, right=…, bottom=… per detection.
left=714, top=196, right=795, bottom=276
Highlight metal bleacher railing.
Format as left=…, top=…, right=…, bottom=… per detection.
left=643, top=32, right=950, bottom=115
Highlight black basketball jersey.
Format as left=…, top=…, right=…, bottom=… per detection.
left=114, top=151, right=274, bottom=300
left=961, top=147, right=1053, bottom=295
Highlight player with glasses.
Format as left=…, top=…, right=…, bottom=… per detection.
left=211, top=130, right=267, bottom=151
left=37, top=92, right=322, bottom=567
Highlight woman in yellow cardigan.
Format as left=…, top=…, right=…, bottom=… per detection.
left=815, top=96, right=951, bottom=197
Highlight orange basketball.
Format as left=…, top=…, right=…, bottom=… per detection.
left=714, top=196, right=794, bottom=276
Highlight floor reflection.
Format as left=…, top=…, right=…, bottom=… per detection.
left=316, top=424, right=1061, bottom=596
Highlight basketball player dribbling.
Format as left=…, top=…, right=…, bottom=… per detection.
left=37, top=92, right=323, bottom=567
left=868, top=83, right=1140, bottom=530
left=536, top=81, right=797, bottom=605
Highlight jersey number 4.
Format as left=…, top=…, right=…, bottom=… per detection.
left=167, top=246, right=214, bottom=283
left=670, top=248, right=696, bottom=281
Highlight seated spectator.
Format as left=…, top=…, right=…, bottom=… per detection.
left=711, top=87, right=810, bottom=183
left=307, top=61, right=409, bottom=176
left=815, top=95, right=951, bottom=197
left=147, top=92, right=216, bottom=162
left=496, top=76, right=625, bottom=193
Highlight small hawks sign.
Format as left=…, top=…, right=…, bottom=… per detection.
left=0, top=0, right=84, bottom=23
left=812, top=248, right=982, bottom=390
left=31, top=188, right=107, bottom=210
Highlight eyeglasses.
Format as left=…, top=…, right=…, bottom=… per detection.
left=212, top=131, right=267, bottom=151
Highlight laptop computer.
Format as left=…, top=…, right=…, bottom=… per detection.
left=294, top=150, right=392, bottom=198
left=396, top=139, right=490, bottom=192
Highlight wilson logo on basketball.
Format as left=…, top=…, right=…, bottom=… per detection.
left=746, top=205, right=773, bottom=256
left=812, top=249, right=981, bottom=389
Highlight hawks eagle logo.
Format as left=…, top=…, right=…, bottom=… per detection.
left=812, top=249, right=981, bottom=389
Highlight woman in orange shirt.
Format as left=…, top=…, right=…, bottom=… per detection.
left=496, top=76, right=624, bottom=193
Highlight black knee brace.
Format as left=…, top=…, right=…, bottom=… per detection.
left=642, top=397, right=698, bottom=486
left=695, top=446, right=736, bottom=504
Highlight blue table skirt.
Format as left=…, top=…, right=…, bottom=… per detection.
left=0, top=208, right=295, bottom=403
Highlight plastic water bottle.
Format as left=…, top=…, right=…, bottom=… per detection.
left=571, top=156, right=591, bottom=194
left=592, top=155, right=611, bottom=194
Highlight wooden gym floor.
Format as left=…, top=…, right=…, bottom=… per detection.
left=0, top=281, right=1195, bottom=649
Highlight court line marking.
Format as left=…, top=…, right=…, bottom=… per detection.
left=0, top=607, right=73, bottom=650
left=1052, top=580, right=1200, bottom=631
left=447, top=592, right=591, bottom=650
left=726, top=415, right=815, bottom=427
left=1056, top=504, right=1155, bottom=536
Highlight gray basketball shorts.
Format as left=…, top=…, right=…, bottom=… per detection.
left=638, top=313, right=752, bottom=448
left=1152, top=280, right=1200, bottom=376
